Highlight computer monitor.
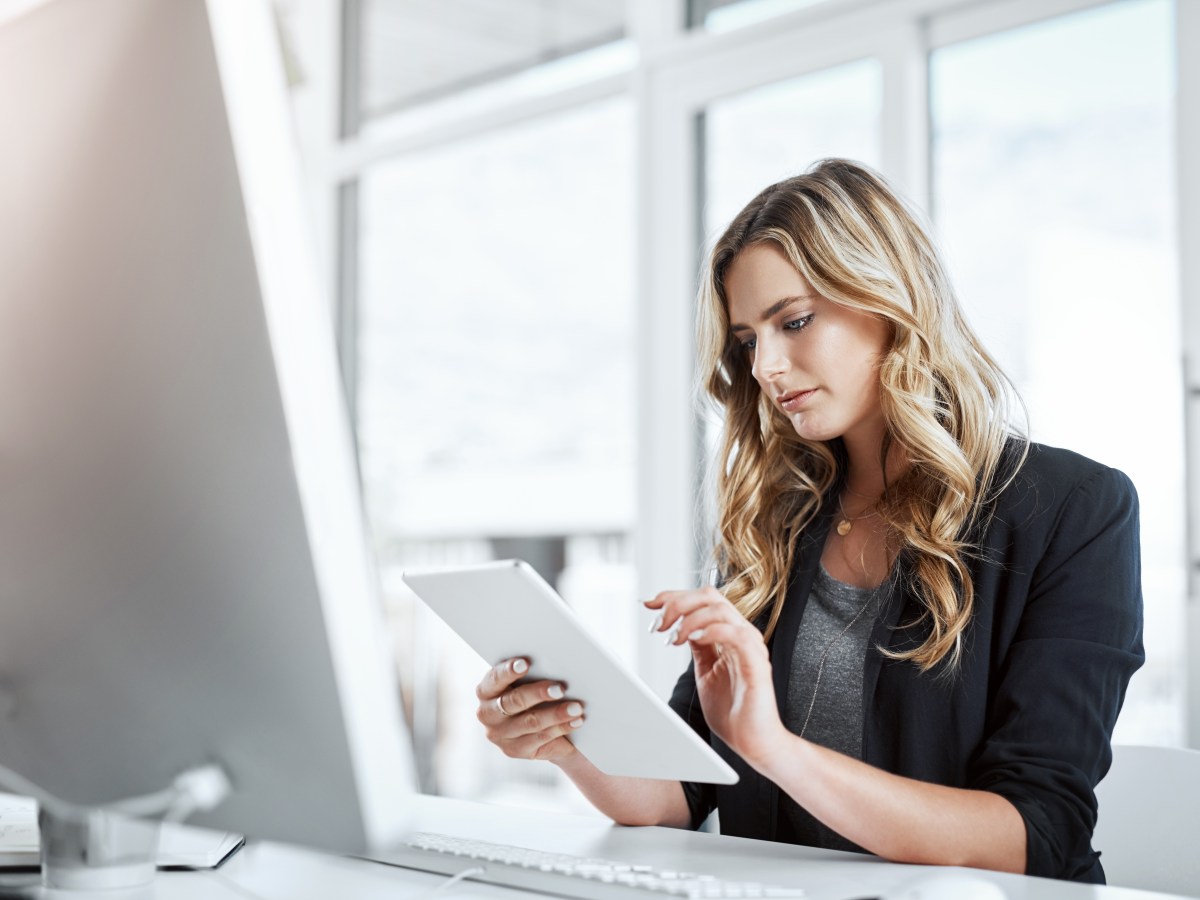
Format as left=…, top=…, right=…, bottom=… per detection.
left=0, top=0, right=415, bottom=858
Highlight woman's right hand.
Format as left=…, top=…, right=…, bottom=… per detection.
left=475, top=657, right=586, bottom=763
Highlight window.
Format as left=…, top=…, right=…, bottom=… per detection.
left=355, top=98, right=636, bottom=805
left=356, top=0, right=627, bottom=119
left=702, top=58, right=882, bottom=239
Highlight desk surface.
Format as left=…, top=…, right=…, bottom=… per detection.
left=0, top=794, right=1191, bottom=900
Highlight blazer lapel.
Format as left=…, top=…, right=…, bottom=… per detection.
left=769, top=503, right=835, bottom=712
left=862, top=551, right=913, bottom=750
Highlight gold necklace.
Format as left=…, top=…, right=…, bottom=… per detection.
left=835, top=494, right=876, bottom=536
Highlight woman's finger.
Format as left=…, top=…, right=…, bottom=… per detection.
left=499, top=680, right=568, bottom=719
left=488, top=700, right=585, bottom=748
left=475, top=657, right=530, bottom=701
left=481, top=696, right=583, bottom=734
left=646, top=587, right=732, bottom=635
left=663, top=604, right=746, bottom=646
left=501, top=716, right=586, bottom=761
left=686, top=622, right=768, bottom=671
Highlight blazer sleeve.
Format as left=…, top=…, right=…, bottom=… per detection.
left=968, top=465, right=1145, bottom=880
left=667, top=660, right=718, bottom=830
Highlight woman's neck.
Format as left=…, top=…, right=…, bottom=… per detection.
left=840, top=421, right=907, bottom=499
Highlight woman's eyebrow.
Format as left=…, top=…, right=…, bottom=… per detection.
left=729, top=295, right=815, bottom=332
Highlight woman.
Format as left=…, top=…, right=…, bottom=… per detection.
left=474, top=159, right=1143, bottom=883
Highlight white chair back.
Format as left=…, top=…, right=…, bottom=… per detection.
left=1092, top=743, right=1200, bottom=896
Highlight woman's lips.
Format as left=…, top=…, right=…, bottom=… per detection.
left=778, top=389, right=817, bottom=413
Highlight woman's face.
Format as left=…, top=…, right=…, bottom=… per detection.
left=725, top=243, right=890, bottom=447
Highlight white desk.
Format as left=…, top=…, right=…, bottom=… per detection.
left=0, top=794, right=1190, bottom=900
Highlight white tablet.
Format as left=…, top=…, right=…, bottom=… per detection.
left=401, top=560, right=738, bottom=785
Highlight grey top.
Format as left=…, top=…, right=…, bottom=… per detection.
left=781, top=564, right=889, bottom=852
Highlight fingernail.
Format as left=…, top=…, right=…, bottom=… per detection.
left=548, top=684, right=564, bottom=700
left=648, top=614, right=663, bottom=633
left=664, top=625, right=680, bottom=645
left=566, top=702, right=583, bottom=716
left=569, top=718, right=584, bottom=729
left=513, top=659, right=528, bottom=674
left=688, top=629, right=705, bottom=641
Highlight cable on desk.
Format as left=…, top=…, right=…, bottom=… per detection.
left=405, top=865, right=487, bottom=900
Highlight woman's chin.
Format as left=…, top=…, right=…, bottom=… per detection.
left=789, top=416, right=836, bottom=443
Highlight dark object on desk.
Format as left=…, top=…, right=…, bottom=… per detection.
left=157, top=832, right=246, bottom=871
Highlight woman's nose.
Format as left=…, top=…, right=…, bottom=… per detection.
left=752, top=337, right=788, bottom=383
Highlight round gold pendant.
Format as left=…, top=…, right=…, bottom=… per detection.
left=836, top=519, right=852, bottom=536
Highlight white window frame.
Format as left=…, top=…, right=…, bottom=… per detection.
left=1177, top=0, right=1200, bottom=748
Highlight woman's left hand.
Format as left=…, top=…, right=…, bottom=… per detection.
left=646, top=588, right=786, bottom=767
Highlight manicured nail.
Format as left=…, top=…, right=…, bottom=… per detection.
left=664, top=625, right=680, bottom=645
left=648, top=614, right=663, bottom=633
left=548, top=684, right=564, bottom=700
left=569, top=718, right=584, bottom=728
left=513, top=659, right=528, bottom=674
left=566, top=702, right=583, bottom=717
left=688, top=629, right=705, bottom=641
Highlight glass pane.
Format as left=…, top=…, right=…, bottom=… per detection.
left=931, top=0, right=1179, bottom=742
left=357, top=98, right=636, bottom=808
left=690, top=0, right=830, bottom=31
left=359, top=0, right=626, bottom=118
left=703, top=59, right=882, bottom=241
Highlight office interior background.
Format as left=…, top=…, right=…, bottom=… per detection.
left=270, top=0, right=1197, bottom=814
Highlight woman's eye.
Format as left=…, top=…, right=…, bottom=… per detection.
left=783, top=314, right=814, bottom=332
left=735, top=314, right=810, bottom=352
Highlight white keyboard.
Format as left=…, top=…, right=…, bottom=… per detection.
left=376, top=832, right=808, bottom=899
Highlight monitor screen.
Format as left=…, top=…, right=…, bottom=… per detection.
left=0, top=0, right=415, bottom=854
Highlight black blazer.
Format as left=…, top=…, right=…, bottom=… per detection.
left=669, top=442, right=1145, bottom=883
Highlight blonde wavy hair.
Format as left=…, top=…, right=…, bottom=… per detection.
left=699, top=159, right=1027, bottom=672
